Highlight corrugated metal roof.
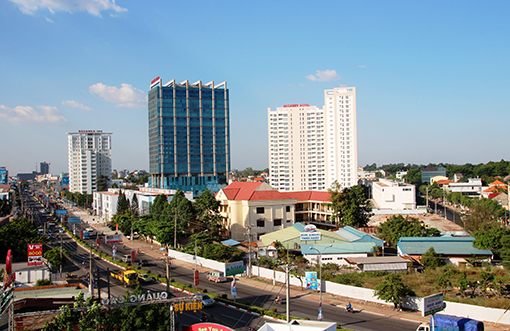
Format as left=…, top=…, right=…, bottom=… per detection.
left=397, top=237, right=493, bottom=256
left=334, top=226, right=384, bottom=246
left=301, top=242, right=376, bottom=254
left=221, top=239, right=241, bottom=246
left=260, top=223, right=347, bottom=247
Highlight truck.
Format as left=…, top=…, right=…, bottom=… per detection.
left=416, top=314, right=484, bottom=331
left=110, top=269, right=138, bottom=287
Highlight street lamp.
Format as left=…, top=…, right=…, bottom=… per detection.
left=309, top=244, right=333, bottom=321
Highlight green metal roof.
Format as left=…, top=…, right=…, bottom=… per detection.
left=397, top=236, right=493, bottom=256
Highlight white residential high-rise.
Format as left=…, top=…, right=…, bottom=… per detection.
left=324, top=87, right=357, bottom=190
left=268, top=87, right=357, bottom=191
left=67, top=130, right=112, bottom=194
left=268, top=104, right=325, bottom=191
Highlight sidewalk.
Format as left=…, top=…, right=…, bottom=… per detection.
left=82, top=220, right=509, bottom=331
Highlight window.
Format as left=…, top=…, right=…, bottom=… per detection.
left=256, top=207, right=265, bottom=214
left=286, top=206, right=291, bottom=212
left=274, top=219, right=282, bottom=226
left=257, top=220, right=265, bottom=227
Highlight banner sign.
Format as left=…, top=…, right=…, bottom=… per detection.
left=423, top=293, right=444, bottom=316
left=27, top=243, right=43, bottom=266
left=305, top=271, right=318, bottom=290
left=56, top=209, right=67, bottom=215
left=300, top=232, right=321, bottom=241
left=225, top=261, right=244, bottom=276
left=105, top=234, right=123, bottom=244
left=68, top=217, right=81, bottom=223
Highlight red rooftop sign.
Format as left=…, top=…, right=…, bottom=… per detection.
left=151, top=76, right=160, bottom=85
left=283, top=104, right=310, bottom=108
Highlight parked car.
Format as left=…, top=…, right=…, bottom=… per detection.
left=138, top=274, right=153, bottom=283
left=138, top=259, right=149, bottom=267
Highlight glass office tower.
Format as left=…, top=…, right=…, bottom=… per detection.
left=148, top=78, right=230, bottom=197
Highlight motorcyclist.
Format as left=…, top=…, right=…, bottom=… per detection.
left=346, top=302, right=352, bottom=312
left=275, top=295, right=281, bottom=305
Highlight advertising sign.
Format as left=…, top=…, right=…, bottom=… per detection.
left=194, top=270, right=199, bottom=286
left=56, top=209, right=67, bottom=215
left=185, top=323, right=234, bottom=331
left=305, top=271, right=318, bottom=290
left=105, top=234, right=123, bottom=244
left=0, top=168, right=7, bottom=185
left=300, top=232, right=321, bottom=241
left=68, top=217, right=81, bottom=223
left=225, top=260, right=244, bottom=276
left=27, top=243, right=43, bottom=266
left=423, top=293, right=444, bottom=316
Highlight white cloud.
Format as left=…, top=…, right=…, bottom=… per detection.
left=62, top=100, right=91, bottom=111
left=0, top=105, right=68, bottom=123
left=45, top=16, right=53, bottom=23
left=359, top=65, right=366, bottom=68
left=9, top=0, right=127, bottom=16
left=306, top=69, right=341, bottom=82
left=89, top=83, right=147, bottom=108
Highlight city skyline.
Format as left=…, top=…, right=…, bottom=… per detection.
left=1, top=1, right=510, bottom=176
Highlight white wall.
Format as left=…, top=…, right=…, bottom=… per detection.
left=169, top=251, right=510, bottom=326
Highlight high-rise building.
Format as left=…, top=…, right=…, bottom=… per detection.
left=67, top=130, right=112, bottom=194
left=323, top=87, right=357, bottom=190
left=148, top=77, right=230, bottom=197
left=268, top=87, right=357, bottom=191
left=40, top=162, right=49, bottom=175
left=268, top=104, right=325, bottom=191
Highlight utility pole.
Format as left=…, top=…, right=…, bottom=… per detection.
left=89, top=247, right=93, bottom=296
left=247, top=225, right=252, bottom=278
left=285, top=247, right=291, bottom=323
left=173, top=210, right=177, bottom=249
left=166, top=254, right=170, bottom=295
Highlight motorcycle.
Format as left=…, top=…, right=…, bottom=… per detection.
left=345, top=306, right=353, bottom=313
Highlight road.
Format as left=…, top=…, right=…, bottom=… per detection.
left=26, top=189, right=422, bottom=331
left=427, top=200, right=463, bottom=227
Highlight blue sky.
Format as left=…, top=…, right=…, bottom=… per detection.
left=1, top=1, right=510, bottom=176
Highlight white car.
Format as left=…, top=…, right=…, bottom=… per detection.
left=195, top=294, right=215, bottom=307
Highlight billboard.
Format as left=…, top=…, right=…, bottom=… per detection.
left=184, top=323, right=234, bottom=331
left=423, top=293, right=444, bottom=316
left=68, top=217, right=81, bottom=223
left=27, top=243, right=43, bottom=266
left=305, top=271, right=318, bottom=290
left=0, top=168, right=7, bottom=185
left=225, top=260, right=244, bottom=276
left=56, top=209, right=67, bottom=215
left=105, top=234, right=123, bottom=244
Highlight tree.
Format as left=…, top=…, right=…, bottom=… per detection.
left=377, top=215, right=440, bottom=246
left=44, top=247, right=73, bottom=270
left=374, top=273, right=414, bottom=309
left=97, top=174, right=109, bottom=192
left=131, top=194, right=139, bottom=217
left=420, top=247, right=445, bottom=269
left=327, top=182, right=372, bottom=227
left=462, top=199, right=501, bottom=233
left=436, top=269, right=452, bottom=294
left=0, top=217, right=48, bottom=262
left=192, top=189, right=223, bottom=236
left=457, top=273, right=470, bottom=297
left=116, top=190, right=130, bottom=215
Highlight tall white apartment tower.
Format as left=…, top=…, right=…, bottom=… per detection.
left=268, top=104, right=326, bottom=191
left=67, top=130, right=112, bottom=194
left=268, top=87, right=357, bottom=192
left=324, top=87, right=357, bottom=190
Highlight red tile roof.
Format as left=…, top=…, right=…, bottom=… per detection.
left=488, top=193, right=502, bottom=199
left=490, top=180, right=506, bottom=186
left=284, top=191, right=331, bottom=202
left=483, top=185, right=507, bottom=193
left=436, top=179, right=454, bottom=185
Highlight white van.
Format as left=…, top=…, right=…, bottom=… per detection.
left=206, top=271, right=227, bottom=283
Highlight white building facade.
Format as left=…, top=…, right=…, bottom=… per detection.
left=268, top=87, right=357, bottom=192
left=323, top=87, right=358, bottom=190
left=268, top=104, right=325, bottom=191
left=67, top=130, right=112, bottom=194
left=372, top=179, right=416, bottom=210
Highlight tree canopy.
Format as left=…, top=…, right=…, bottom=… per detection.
left=420, top=247, right=445, bottom=269
left=374, top=273, right=414, bottom=308
left=0, top=217, right=48, bottom=262
left=327, top=183, right=372, bottom=227
left=377, top=215, right=440, bottom=246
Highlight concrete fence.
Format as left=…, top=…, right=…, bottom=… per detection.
left=169, top=249, right=510, bottom=325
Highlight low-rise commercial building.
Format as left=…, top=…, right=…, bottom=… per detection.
left=371, top=179, right=416, bottom=210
